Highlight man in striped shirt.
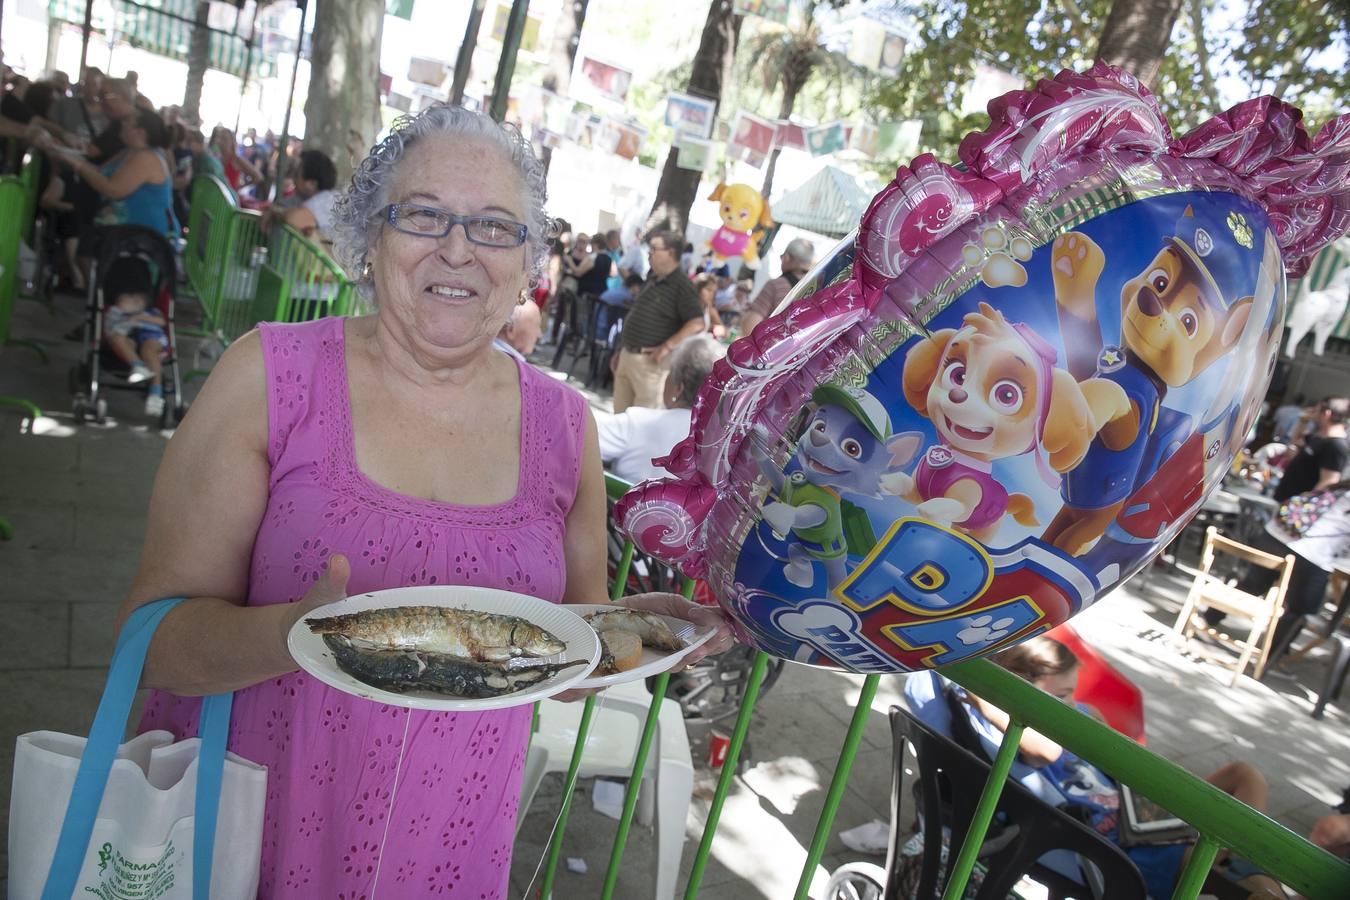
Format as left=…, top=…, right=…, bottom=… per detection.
left=610, top=230, right=705, bottom=412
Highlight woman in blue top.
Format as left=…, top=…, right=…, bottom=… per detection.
left=48, top=108, right=179, bottom=237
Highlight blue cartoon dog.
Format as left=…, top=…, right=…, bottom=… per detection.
left=1043, top=203, right=1258, bottom=557
left=752, top=384, right=920, bottom=589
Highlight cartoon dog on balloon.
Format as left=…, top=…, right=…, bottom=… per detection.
left=1042, top=205, right=1273, bottom=575
left=893, top=301, right=1126, bottom=544
left=750, top=385, right=919, bottom=590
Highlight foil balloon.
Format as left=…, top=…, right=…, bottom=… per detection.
left=706, top=182, right=773, bottom=268
left=616, top=64, right=1350, bottom=674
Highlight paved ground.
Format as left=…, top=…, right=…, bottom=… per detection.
left=3, top=288, right=1348, bottom=898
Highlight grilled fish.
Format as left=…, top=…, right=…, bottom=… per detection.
left=323, top=634, right=586, bottom=698
left=583, top=609, right=684, bottom=652
left=306, top=605, right=566, bottom=662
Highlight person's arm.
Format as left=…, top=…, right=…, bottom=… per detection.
left=562, top=409, right=609, bottom=605
left=1316, top=468, right=1343, bottom=490
left=738, top=280, right=783, bottom=335
left=115, top=332, right=348, bottom=695
left=1310, top=812, right=1350, bottom=856
left=232, top=151, right=263, bottom=183
left=649, top=317, right=705, bottom=364
left=59, top=149, right=155, bottom=200
left=963, top=692, right=1065, bottom=767
left=172, top=156, right=193, bottom=191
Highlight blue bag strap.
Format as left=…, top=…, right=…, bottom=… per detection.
left=41, top=598, right=233, bottom=900
left=193, top=691, right=232, bottom=900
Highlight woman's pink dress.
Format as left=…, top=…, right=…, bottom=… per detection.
left=139, top=316, right=589, bottom=898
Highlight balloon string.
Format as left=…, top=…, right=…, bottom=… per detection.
left=370, top=705, right=414, bottom=898
left=520, top=690, right=609, bottom=900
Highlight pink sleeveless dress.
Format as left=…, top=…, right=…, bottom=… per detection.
left=138, top=316, right=589, bottom=898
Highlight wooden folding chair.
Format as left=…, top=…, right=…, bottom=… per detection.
left=1172, top=526, right=1296, bottom=685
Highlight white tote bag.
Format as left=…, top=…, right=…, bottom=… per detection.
left=7, top=599, right=267, bottom=900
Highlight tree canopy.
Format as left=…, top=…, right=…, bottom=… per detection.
left=867, top=0, right=1350, bottom=164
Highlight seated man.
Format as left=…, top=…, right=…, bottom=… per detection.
left=263, top=149, right=338, bottom=245
left=494, top=301, right=542, bottom=359
left=596, top=333, right=724, bottom=484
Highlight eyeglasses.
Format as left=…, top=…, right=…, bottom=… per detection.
left=383, top=203, right=528, bottom=248
left=647, top=243, right=669, bottom=254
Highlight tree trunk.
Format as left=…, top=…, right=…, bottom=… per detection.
left=182, top=1, right=211, bottom=124
left=645, top=0, right=742, bottom=238
left=1095, top=0, right=1185, bottom=87
left=543, top=0, right=587, bottom=95
left=303, top=0, right=386, bottom=186
left=760, top=81, right=801, bottom=202
left=540, top=1, right=587, bottom=174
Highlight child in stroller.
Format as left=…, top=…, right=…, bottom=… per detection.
left=71, top=225, right=183, bottom=426
left=102, top=257, right=168, bottom=415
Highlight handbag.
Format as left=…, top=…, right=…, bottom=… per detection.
left=1275, top=489, right=1339, bottom=538
left=8, top=598, right=267, bottom=900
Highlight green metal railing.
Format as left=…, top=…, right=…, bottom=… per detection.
left=182, top=176, right=360, bottom=351
left=0, top=174, right=45, bottom=542
left=531, top=478, right=1350, bottom=899
left=254, top=225, right=360, bottom=323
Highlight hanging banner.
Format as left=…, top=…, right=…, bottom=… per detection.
left=574, top=56, right=633, bottom=105
left=805, top=121, right=848, bottom=156
left=729, top=110, right=777, bottom=167
left=665, top=92, right=717, bottom=140
left=386, top=0, right=415, bottom=20
left=675, top=137, right=712, bottom=172
left=600, top=119, right=647, bottom=160
left=874, top=119, right=923, bottom=160
left=775, top=121, right=807, bottom=152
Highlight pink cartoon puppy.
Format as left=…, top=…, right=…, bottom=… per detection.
left=893, top=302, right=1125, bottom=543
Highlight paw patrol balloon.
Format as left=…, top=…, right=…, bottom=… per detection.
left=617, top=64, right=1350, bottom=673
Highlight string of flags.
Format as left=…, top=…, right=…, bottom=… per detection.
left=510, top=81, right=922, bottom=171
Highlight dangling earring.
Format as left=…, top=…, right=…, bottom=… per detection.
left=518, top=288, right=530, bottom=306
left=361, top=260, right=373, bottom=281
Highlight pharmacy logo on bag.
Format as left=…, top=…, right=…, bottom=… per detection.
left=84, top=839, right=179, bottom=899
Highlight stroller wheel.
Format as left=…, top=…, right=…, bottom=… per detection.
left=72, top=393, right=90, bottom=423
left=94, top=397, right=108, bottom=425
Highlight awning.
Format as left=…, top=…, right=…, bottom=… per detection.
left=771, top=165, right=872, bottom=239
left=48, top=0, right=274, bottom=80
left=1288, top=239, right=1350, bottom=341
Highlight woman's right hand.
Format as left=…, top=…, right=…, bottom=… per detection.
left=282, top=554, right=352, bottom=638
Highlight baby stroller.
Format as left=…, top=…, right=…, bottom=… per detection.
left=70, top=226, right=185, bottom=427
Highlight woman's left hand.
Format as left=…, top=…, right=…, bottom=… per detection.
left=612, top=592, right=737, bottom=669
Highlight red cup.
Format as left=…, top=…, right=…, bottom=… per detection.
left=707, top=730, right=730, bottom=769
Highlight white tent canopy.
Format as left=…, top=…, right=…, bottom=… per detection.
left=770, top=165, right=873, bottom=239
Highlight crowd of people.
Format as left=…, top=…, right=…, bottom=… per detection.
left=2, top=64, right=342, bottom=418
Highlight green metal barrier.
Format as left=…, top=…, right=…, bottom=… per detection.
left=255, top=225, right=359, bottom=323
left=0, top=177, right=23, bottom=346
left=557, top=477, right=1350, bottom=900
left=183, top=177, right=362, bottom=352
left=183, top=174, right=241, bottom=329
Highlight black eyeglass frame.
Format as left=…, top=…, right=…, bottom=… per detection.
left=382, top=203, right=528, bottom=248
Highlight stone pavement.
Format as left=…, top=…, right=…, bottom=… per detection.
left=2, top=289, right=1348, bottom=898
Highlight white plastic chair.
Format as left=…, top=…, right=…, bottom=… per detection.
left=518, top=679, right=693, bottom=900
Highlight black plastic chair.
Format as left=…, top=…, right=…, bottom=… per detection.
left=884, top=707, right=1147, bottom=900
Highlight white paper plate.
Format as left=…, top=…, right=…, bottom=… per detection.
left=568, top=603, right=719, bottom=690
left=288, top=586, right=601, bottom=712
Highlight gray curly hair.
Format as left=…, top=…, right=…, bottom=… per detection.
left=330, top=103, right=552, bottom=302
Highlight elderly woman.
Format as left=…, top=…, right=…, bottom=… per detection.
left=597, top=333, right=725, bottom=485
left=117, top=104, right=731, bottom=897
